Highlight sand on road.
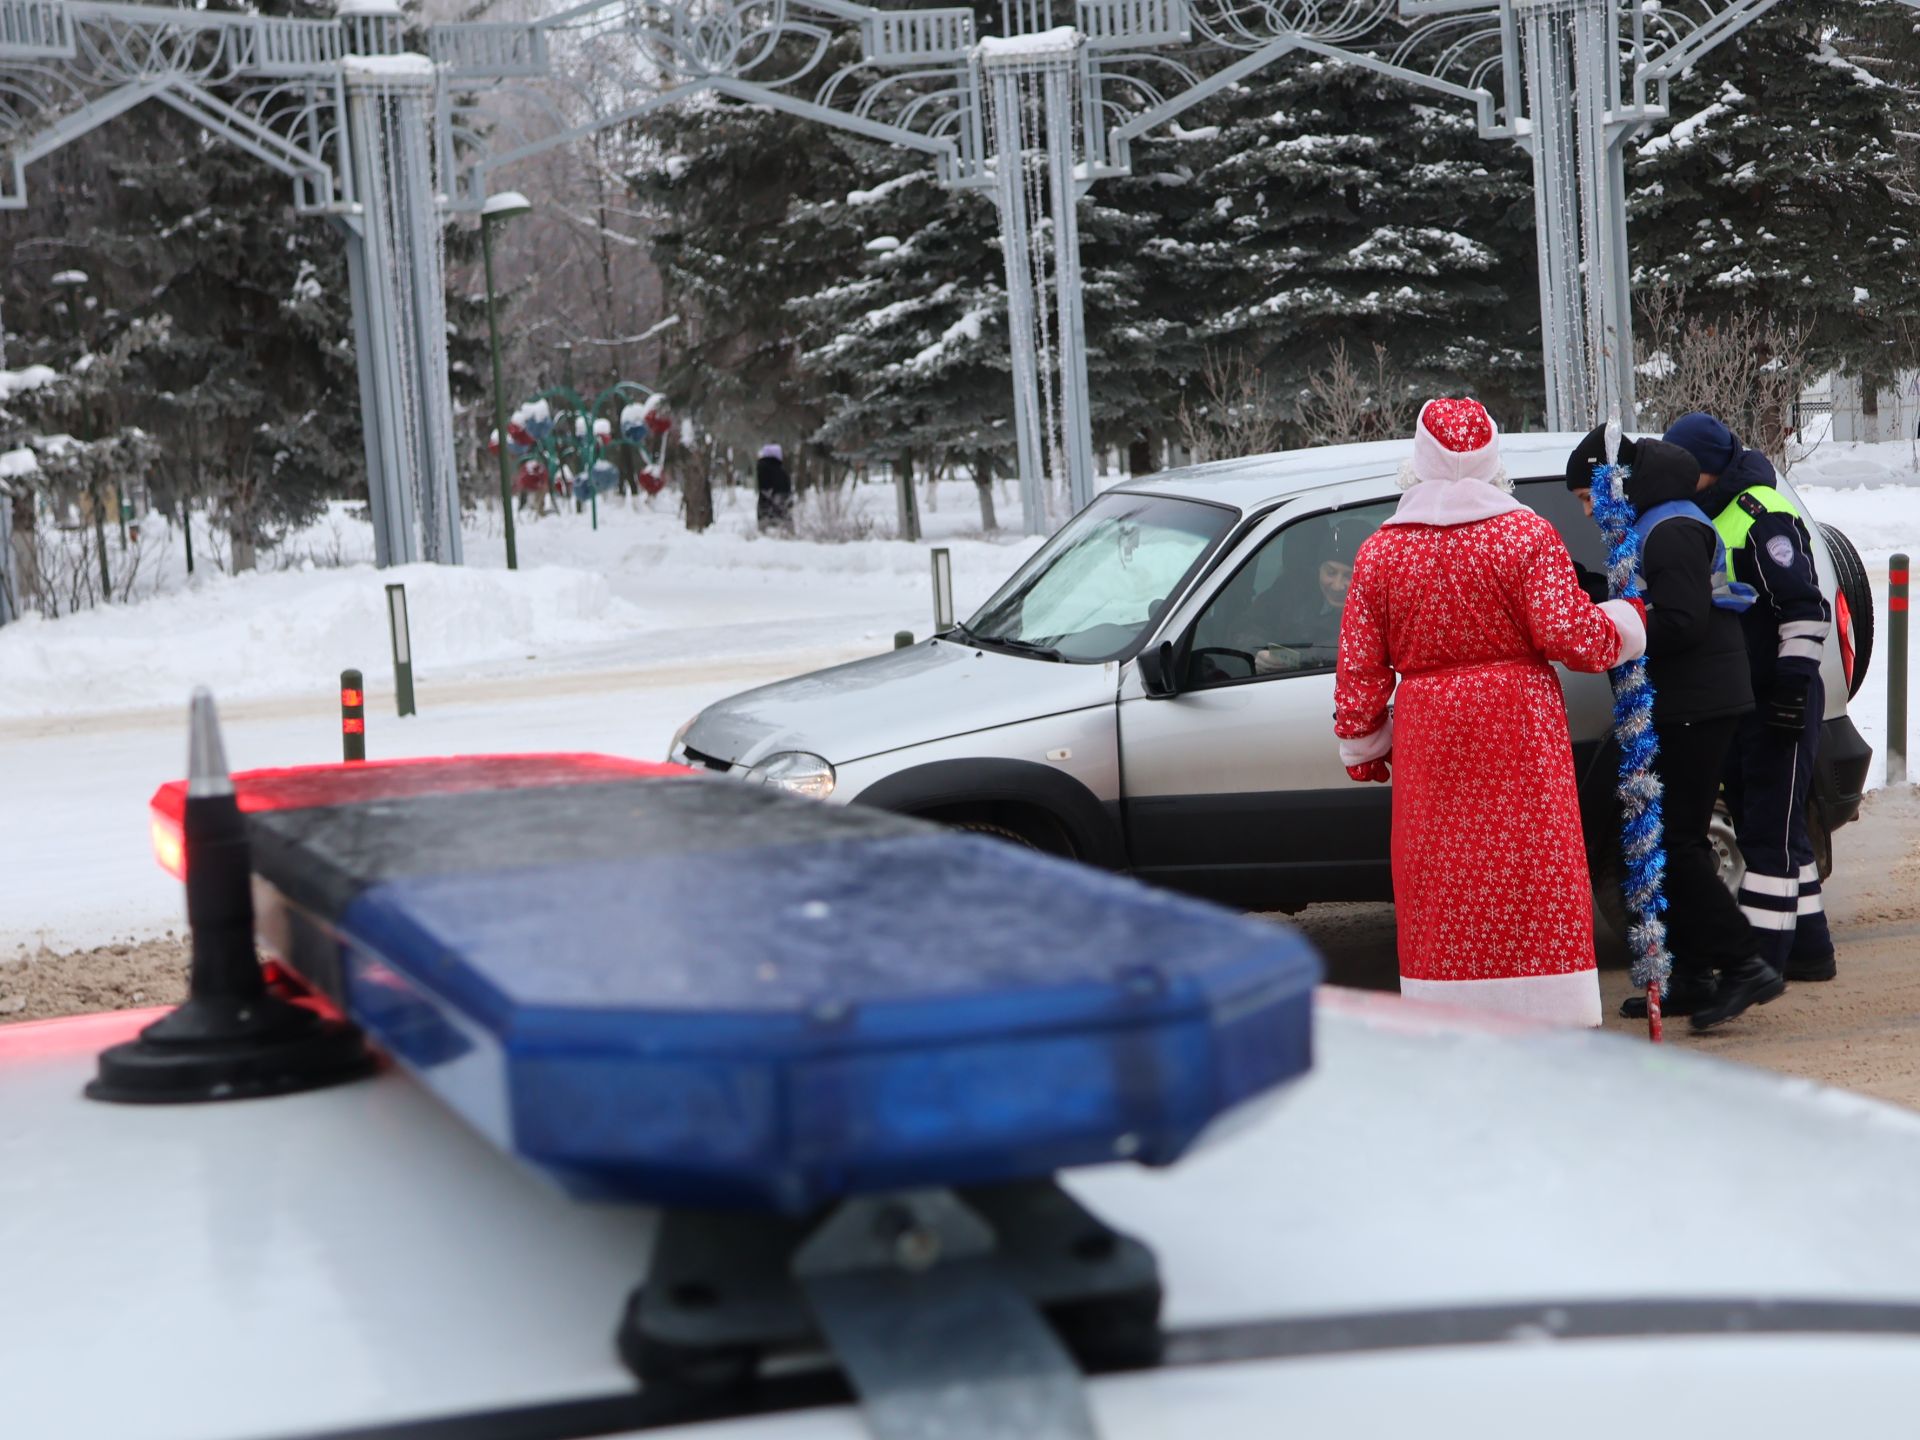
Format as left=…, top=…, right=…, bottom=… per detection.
left=1291, top=786, right=1920, bottom=1110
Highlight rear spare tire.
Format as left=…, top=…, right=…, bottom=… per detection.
left=1819, top=522, right=1873, bottom=699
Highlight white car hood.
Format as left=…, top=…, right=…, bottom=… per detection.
left=14, top=993, right=1920, bottom=1440
left=681, top=637, right=1120, bottom=768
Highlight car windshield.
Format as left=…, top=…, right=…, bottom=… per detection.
left=963, top=492, right=1237, bottom=662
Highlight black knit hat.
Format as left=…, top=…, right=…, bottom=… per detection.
left=1565, top=424, right=1639, bottom=490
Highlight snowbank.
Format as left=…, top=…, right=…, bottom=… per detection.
left=0, top=563, right=649, bottom=719
left=0, top=482, right=1041, bottom=719
left=1791, top=439, right=1920, bottom=493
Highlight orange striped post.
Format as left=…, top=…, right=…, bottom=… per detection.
left=341, top=669, right=367, bottom=763
left=1892, top=556, right=1908, bottom=786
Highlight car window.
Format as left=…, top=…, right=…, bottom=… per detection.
left=1517, top=476, right=1607, bottom=571
left=1185, top=500, right=1395, bottom=688
left=965, top=492, right=1237, bottom=663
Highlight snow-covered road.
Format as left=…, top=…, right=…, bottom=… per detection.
left=0, top=643, right=883, bottom=953
left=1, top=483, right=1033, bottom=953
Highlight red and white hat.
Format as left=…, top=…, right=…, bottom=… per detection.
left=1400, top=397, right=1508, bottom=491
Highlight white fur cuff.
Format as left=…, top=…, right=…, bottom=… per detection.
left=1600, top=599, right=1646, bottom=664
left=1339, top=718, right=1393, bottom=766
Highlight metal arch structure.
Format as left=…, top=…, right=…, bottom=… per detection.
left=421, top=0, right=1812, bottom=517
left=0, top=0, right=1850, bottom=563
left=421, top=0, right=1151, bottom=531
left=0, top=0, right=460, bottom=567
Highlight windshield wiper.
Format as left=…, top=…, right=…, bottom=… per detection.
left=946, top=624, right=1065, bottom=662
left=984, top=636, right=1065, bottom=662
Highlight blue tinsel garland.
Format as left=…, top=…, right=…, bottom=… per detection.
left=1590, top=458, right=1674, bottom=995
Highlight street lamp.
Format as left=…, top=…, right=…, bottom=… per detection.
left=480, top=191, right=532, bottom=571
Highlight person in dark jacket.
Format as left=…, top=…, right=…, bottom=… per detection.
left=1663, top=412, right=1837, bottom=994
left=756, top=444, right=793, bottom=533
left=1567, top=428, right=1775, bottom=1028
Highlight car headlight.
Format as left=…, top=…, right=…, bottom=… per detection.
left=745, top=751, right=836, bottom=800
left=668, top=714, right=697, bottom=763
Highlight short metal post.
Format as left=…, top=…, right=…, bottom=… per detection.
left=894, top=631, right=914, bottom=650
left=341, top=669, right=366, bottom=762
left=386, top=582, right=417, bottom=717
left=931, top=547, right=954, bottom=633
left=1891, top=553, right=1908, bottom=785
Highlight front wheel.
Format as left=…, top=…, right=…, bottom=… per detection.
left=935, top=806, right=1076, bottom=860
left=953, top=819, right=1042, bottom=851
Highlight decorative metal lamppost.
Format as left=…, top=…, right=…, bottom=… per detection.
left=480, top=188, right=532, bottom=571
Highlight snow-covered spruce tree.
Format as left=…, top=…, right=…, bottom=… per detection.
left=1164, top=56, right=1541, bottom=432
left=1629, top=0, right=1920, bottom=396
left=786, top=155, right=1018, bottom=530
left=629, top=92, right=865, bottom=503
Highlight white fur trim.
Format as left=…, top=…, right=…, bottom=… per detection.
left=1600, top=598, right=1646, bottom=664
left=1400, top=969, right=1601, bottom=1029
left=1339, top=717, right=1393, bottom=766
left=1382, top=478, right=1526, bottom=528
left=1396, top=457, right=1512, bottom=493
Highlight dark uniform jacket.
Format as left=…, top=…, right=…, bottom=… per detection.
left=1624, top=440, right=1755, bottom=724
left=1565, top=430, right=1754, bottom=725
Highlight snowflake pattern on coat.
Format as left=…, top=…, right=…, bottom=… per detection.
left=1335, top=509, right=1625, bottom=988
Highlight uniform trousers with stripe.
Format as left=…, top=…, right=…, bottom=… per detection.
left=1722, top=674, right=1835, bottom=973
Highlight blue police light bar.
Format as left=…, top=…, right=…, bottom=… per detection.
left=189, top=758, right=1320, bottom=1213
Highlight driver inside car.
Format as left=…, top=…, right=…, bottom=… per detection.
left=1194, top=520, right=1366, bottom=684
left=1254, top=535, right=1358, bottom=674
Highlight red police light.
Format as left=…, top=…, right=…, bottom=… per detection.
left=148, top=755, right=695, bottom=882
left=151, top=815, right=186, bottom=880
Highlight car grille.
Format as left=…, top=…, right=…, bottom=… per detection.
left=681, top=746, right=734, bottom=774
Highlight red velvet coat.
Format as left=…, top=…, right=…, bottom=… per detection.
left=1335, top=509, right=1625, bottom=1023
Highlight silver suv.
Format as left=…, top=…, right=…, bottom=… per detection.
left=673, top=433, right=1874, bottom=913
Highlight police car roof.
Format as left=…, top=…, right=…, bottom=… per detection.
left=1124, top=431, right=1592, bottom=513
left=9, top=989, right=1920, bottom=1439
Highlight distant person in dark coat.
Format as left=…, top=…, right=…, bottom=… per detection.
left=756, top=444, right=793, bottom=533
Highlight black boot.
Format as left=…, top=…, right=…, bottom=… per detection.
left=1621, top=975, right=1718, bottom=1020
left=1785, top=952, right=1837, bottom=983
left=1690, top=956, right=1786, bottom=1032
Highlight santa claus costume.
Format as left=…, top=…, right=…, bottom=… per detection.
left=1334, top=399, right=1646, bottom=1027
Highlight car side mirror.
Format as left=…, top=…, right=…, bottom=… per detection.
left=1138, top=640, right=1180, bottom=698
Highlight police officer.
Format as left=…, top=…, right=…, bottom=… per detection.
left=1566, top=428, right=1771, bottom=1029
left=1663, top=412, right=1837, bottom=1000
